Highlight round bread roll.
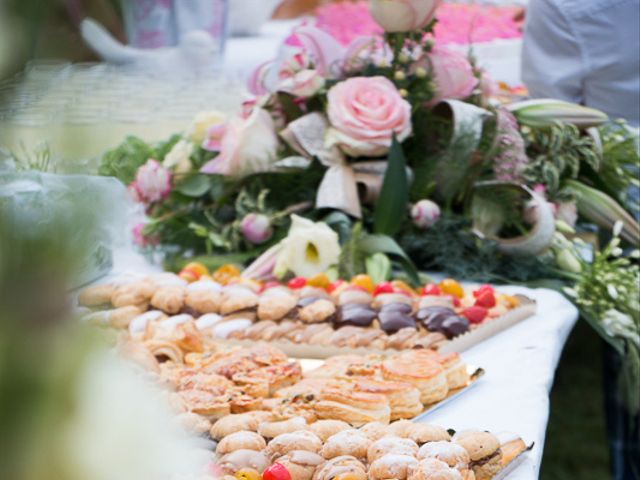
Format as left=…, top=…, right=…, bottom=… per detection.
left=216, top=431, right=266, bottom=455
left=408, top=423, right=452, bottom=444
left=367, top=436, right=419, bottom=463
left=408, top=458, right=463, bottom=480
left=369, top=453, right=418, bottom=480
left=276, top=450, right=325, bottom=480
left=218, top=449, right=270, bottom=474
left=310, top=419, right=351, bottom=442
left=265, top=430, right=323, bottom=461
left=258, top=416, right=308, bottom=438
left=321, top=429, right=371, bottom=460
left=210, top=411, right=273, bottom=440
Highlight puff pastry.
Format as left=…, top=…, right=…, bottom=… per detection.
left=381, top=355, right=449, bottom=405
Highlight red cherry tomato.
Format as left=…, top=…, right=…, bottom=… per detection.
left=326, top=279, right=345, bottom=293
left=472, top=284, right=494, bottom=298
left=262, top=463, right=292, bottom=480
left=449, top=295, right=461, bottom=307
left=463, top=306, right=488, bottom=324
left=373, top=281, right=395, bottom=296
left=422, top=283, right=441, bottom=296
left=287, top=277, right=307, bottom=289
left=475, top=290, right=496, bottom=308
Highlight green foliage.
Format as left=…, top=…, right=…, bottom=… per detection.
left=374, top=137, right=409, bottom=236
left=399, top=215, right=559, bottom=283
left=582, top=122, right=640, bottom=215
left=98, top=135, right=180, bottom=184
left=523, top=124, right=599, bottom=200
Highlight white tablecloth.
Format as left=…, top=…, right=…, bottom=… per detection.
left=111, top=250, right=578, bottom=479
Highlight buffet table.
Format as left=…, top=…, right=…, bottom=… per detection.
left=111, top=250, right=579, bottom=480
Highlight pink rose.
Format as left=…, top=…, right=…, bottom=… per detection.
left=248, top=51, right=325, bottom=98
left=427, top=46, right=478, bottom=104
left=133, top=159, right=171, bottom=203
left=369, top=0, right=441, bottom=32
left=279, top=69, right=325, bottom=97
left=411, top=199, right=441, bottom=228
left=200, top=108, right=279, bottom=177
left=240, top=213, right=273, bottom=244
left=326, top=76, right=412, bottom=157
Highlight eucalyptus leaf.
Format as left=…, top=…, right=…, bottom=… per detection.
left=174, top=174, right=211, bottom=197
left=374, top=137, right=409, bottom=236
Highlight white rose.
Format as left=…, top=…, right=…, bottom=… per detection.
left=369, top=0, right=441, bottom=33
left=274, top=215, right=341, bottom=278
left=162, top=140, right=194, bottom=175
left=200, top=108, right=279, bottom=177
left=186, top=110, right=226, bottom=144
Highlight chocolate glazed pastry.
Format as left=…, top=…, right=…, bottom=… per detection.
left=334, top=304, right=378, bottom=328
left=378, top=303, right=416, bottom=334
left=416, top=306, right=470, bottom=339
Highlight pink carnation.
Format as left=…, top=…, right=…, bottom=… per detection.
left=132, top=223, right=159, bottom=247
left=133, top=159, right=171, bottom=203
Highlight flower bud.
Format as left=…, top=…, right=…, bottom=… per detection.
left=555, top=249, right=583, bottom=273
left=411, top=200, right=441, bottom=229
left=240, top=213, right=273, bottom=245
left=369, top=0, right=441, bottom=32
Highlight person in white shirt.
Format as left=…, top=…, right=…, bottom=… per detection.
left=522, top=0, right=640, bottom=126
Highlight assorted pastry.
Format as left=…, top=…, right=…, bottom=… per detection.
left=79, top=264, right=528, bottom=353
left=117, top=318, right=473, bottom=424
left=208, top=418, right=527, bottom=480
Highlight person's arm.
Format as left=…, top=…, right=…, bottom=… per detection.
left=521, top=0, right=585, bottom=103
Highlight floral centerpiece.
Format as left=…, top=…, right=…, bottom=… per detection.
left=100, top=0, right=639, bottom=411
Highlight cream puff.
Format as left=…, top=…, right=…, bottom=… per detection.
left=320, top=429, right=371, bottom=460
left=258, top=416, right=309, bottom=439
left=418, top=441, right=470, bottom=473
left=276, top=450, right=324, bottom=480
left=367, top=436, right=419, bottom=463
left=368, top=453, right=418, bottom=480
left=408, top=423, right=452, bottom=445
left=312, top=455, right=367, bottom=480
left=310, top=419, right=352, bottom=442
left=358, top=422, right=390, bottom=442
left=265, top=430, right=323, bottom=461
left=210, top=411, right=273, bottom=440
left=216, top=430, right=266, bottom=455
left=408, top=458, right=464, bottom=480
left=218, top=449, right=270, bottom=475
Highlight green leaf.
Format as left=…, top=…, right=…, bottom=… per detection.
left=322, top=211, right=353, bottom=243
left=174, top=174, right=211, bottom=197
left=365, top=253, right=391, bottom=284
left=373, top=137, right=409, bottom=236
left=359, top=234, right=420, bottom=285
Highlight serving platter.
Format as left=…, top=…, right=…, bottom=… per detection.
left=220, top=294, right=536, bottom=359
